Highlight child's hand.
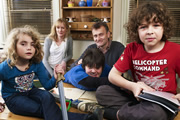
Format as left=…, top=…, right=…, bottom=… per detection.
left=54, top=64, right=65, bottom=80
left=172, top=93, right=180, bottom=101
left=132, top=82, right=154, bottom=99
left=0, top=102, right=5, bottom=113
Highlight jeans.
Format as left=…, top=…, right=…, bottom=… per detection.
left=4, top=88, right=62, bottom=120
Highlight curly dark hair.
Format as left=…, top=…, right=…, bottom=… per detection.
left=124, top=1, right=174, bottom=44
left=82, top=48, right=105, bottom=70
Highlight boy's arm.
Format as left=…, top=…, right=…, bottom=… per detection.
left=109, top=67, right=154, bottom=97
left=78, top=76, right=111, bottom=88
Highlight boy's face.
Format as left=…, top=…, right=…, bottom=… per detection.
left=16, top=34, right=35, bottom=61
left=138, top=19, right=164, bottom=52
left=92, top=26, right=110, bottom=48
left=85, top=66, right=103, bottom=77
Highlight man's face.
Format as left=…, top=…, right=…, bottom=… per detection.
left=92, top=26, right=110, bottom=48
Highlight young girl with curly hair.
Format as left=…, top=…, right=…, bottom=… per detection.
left=0, top=25, right=65, bottom=119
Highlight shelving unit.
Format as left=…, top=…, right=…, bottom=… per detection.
left=60, top=0, right=113, bottom=40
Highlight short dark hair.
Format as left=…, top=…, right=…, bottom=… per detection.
left=82, top=48, right=105, bottom=70
left=124, top=1, right=174, bottom=44
left=91, top=22, right=109, bottom=33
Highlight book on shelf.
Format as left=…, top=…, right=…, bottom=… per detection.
left=138, top=90, right=180, bottom=114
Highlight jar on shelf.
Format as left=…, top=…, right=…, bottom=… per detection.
left=102, top=0, right=109, bottom=7
left=79, top=0, right=86, bottom=7
left=68, top=0, right=74, bottom=7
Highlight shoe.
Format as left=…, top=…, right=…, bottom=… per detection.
left=78, top=101, right=103, bottom=113
left=71, top=99, right=83, bottom=108
left=84, top=108, right=104, bottom=120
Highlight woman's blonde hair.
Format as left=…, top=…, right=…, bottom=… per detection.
left=49, top=18, right=70, bottom=41
left=4, top=25, right=43, bottom=68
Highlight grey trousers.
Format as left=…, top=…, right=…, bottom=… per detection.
left=96, top=85, right=174, bottom=120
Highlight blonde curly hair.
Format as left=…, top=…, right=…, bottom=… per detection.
left=3, top=25, right=43, bottom=68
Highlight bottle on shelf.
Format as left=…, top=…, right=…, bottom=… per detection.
left=87, top=0, right=93, bottom=7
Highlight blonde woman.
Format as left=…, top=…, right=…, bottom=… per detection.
left=43, top=18, right=73, bottom=76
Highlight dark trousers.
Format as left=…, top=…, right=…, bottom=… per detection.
left=96, top=85, right=174, bottom=120
left=4, top=88, right=62, bottom=120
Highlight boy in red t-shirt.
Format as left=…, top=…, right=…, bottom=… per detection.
left=96, top=1, right=180, bottom=120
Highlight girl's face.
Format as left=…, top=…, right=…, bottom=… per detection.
left=16, top=34, right=35, bottom=60
left=85, top=66, right=103, bottom=77
left=56, top=22, right=67, bottom=38
left=138, top=20, right=164, bottom=52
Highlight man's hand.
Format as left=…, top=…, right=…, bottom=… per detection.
left=78, top=59, right=82, bottom=65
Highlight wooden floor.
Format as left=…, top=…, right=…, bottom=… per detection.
left=0, top=83, right=180, bottom=120
left=0, top=103, right=85, bottom=120
left=0, top=83, right=86, bottom=120
left=1, top=103, right=180, bottom=120
left=0, top=95, right=86, bottom=120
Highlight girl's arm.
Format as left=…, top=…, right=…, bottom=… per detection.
left=37, top=62, right=56, bottom=90
left=109, top=67, right=154, bottom=97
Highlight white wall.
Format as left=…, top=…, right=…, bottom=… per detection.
left=53, top=0, right=129, bottom=59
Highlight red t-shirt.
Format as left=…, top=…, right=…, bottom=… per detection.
left=114, top=41, right=180, bottom=94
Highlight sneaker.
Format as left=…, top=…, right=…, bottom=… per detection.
left=71, top=99, right=83, bottom=108
left=78, top=101, right=103, bottom=113
left=84, top=108, right=104, bottom=120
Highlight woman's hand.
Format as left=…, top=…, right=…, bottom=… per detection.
left=60, top=61, right=66, bottom=71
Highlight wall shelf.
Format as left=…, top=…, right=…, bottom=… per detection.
left=60, top=0, right=113, bottom=40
